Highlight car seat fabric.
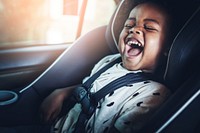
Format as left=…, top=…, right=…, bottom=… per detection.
left=105, top=0, right=135, bottom=53
left=164, top=7, right=200, bottom=91
left=23, top=26, right=113, bottom=97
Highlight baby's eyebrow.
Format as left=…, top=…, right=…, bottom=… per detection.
left=144, top=18, right=160, bottom=25
left=127, top=17, right=160, bottom=25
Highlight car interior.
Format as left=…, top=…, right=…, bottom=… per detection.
left=0, top=0, right=200, bottom=132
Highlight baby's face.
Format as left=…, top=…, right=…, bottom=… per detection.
left=118, top=2, right=169, bottom=72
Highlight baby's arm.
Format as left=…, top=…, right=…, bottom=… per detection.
left=40, top=84, right=80, bottom=123
left=113, top=83, right=171, bottom=133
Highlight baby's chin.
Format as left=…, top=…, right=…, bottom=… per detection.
left=122, top=62, right=154, bottom=73
left=121, top=57, right=141, bottom=70
left=121, top=62, right=140, bottom=71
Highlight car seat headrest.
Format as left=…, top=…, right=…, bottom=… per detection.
left=164, top=7, right=200, bottom=91
left=105, top=0, right=135, bottom=53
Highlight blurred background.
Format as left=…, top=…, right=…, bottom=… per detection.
left=0, top=0, right=119, bottom=47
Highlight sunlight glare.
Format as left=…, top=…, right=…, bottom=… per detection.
left=49, top=0, right=63, bottom=19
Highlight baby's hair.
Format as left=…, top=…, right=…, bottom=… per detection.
left=137, top=1, right=173, bottom=32
left=134, top=0, right=182, bottom=43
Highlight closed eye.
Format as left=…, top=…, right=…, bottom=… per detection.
left=144, top=25, right=158, bottom=31
left=124, top=24, right=133, bottom=29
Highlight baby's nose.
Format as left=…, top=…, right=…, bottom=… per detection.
left=129, top=26, right=142, bottom=35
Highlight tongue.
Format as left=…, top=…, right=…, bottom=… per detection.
left=128, top=48, right=141, bottom=56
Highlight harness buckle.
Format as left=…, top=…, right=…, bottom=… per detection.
left=73, top=86, right=95, bottom=116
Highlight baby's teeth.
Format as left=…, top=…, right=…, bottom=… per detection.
left=127, top=40, right=142, bottom=47
left=128, top=41, right=133, bottom=45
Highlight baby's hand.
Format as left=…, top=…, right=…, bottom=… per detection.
left=40, top=89, right=65, bottom=123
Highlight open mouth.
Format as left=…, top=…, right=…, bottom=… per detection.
left=125, top=38, right=144, bottom=56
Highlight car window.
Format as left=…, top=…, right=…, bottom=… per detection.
left=81, top=0, right=116, bottom=35
left=0, top=0, right=117, bottom=48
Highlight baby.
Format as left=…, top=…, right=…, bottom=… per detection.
left=40, top=1, right=172, bottom=133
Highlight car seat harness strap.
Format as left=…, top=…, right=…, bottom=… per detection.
left=72, top=57, right=155, bottom=133
left=83, top=57, right=122, bottom=89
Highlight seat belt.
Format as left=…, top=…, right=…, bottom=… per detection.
left=72, top=57, right=155, bottom=133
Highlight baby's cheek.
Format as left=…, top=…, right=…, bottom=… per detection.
left=119, top=44, right=126, bottom=55
left=118, top=47, right=123, bottom=56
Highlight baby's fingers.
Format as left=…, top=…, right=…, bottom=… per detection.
left=49, top=111, right=59, bottom=123
left=40, top=109, right=53, bottom=123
